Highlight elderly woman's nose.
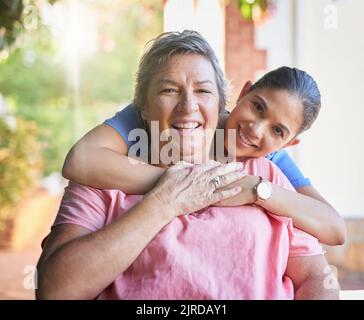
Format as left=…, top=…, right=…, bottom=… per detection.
left=176, top=92, right=199, bottom=113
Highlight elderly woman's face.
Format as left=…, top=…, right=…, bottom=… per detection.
left=144, top=54, right=220, bottom=164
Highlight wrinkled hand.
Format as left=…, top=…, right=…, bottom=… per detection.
left=147, top=161, right=246, bottom=220
left=214, top=174, right=260, bottom=207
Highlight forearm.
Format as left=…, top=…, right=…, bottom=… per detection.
left=257, top=184, right=345, bottom=245
left=63, top=146, right=165, bottom=194
left=294, top=275, right=339, bottom=300
left=37, top=196, right=173, bottom=299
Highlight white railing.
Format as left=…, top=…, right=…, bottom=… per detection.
left=340, top=290, right=364, bottom=300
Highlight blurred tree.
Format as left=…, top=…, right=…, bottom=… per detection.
left=0, top=23, right=71, bottom=175
left=0, top=0, right=58, bottom=54
left=0, top=116, right=42, bottom=231
left=0, top=0, right=163, bottom=176
left=0, top=0, right=24, bottom=53
left=80, top=0, right=163, bottom=106
left=236, top=0, right=276, bottom=24
left=0, top=26, right=66, bottom=106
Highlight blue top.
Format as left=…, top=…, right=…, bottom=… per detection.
left=104, top=104, right=311, bottom=189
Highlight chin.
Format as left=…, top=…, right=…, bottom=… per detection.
left=181, top=148, right=209, bottom=164
left=235, top=150, right=258, bottom=159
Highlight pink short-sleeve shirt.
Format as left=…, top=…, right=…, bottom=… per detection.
left=51, top=157, right=324, bottom=299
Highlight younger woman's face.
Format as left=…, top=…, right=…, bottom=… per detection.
left=224, top=84, right=303, bottom=159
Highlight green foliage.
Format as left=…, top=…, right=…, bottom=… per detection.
left=0, top=0, right=24, bottom=52
left=0, top=0, right=58, bottom=53
left=0, top=27, right=67, bottom=107
left=0, top=0, right=163, bottom=177
left=15, top=102, right=73, bottom=176
left=0, top=116, right=42, bottom=219
left=0, top=24, right=72, bottom=176
left=14, top=100, right=106, bottom=176
left=80, top=0, right=163, bottom=106
left=236, top=0, right=275, bottom=23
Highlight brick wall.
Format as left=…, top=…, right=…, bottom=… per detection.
left=225, top=0, right=267, bottom=109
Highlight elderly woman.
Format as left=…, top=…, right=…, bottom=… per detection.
left=36, top=31, right=338, bottom=300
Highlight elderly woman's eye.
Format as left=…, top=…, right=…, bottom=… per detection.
left=196, top=89, right=211, bottom=94
left=161, top=88, right=178, bottom=94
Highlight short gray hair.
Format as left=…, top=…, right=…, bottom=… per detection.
left=133, top=30, right=229, bottom=122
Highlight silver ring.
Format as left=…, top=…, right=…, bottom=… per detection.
left=211, top=176, right=222, bottom=189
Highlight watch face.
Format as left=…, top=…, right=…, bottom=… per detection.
left=257, top=182, right=273, bottom=200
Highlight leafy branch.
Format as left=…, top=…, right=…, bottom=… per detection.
left=0, top=0, right=58, bottom=54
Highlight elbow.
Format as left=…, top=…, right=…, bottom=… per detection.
left=336, top=225, right=347, bottom=246
left=332, top=218, right=347, bottom=246
left=320, top=217, right=347, bottom=246
left=62, top=147, right=80, bottom=181
left=36, top=288, right=81, bottom=301
left=337, top=216, right=347, bottom=245
left=37, top=269, right=93, bottom=300
left=36, top=267, right=72, bottom=300
left=61, top=164, right=72, bottom=181
left=36, top=286, right=61, bottom=300
left=36, top=272, right=64, bottom=300
left=36, top=285, right=75, bottom=300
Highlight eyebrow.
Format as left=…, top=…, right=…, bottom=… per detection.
left=156, top=79, right=215, bottom=86
left=254, top=94, right=291, bottom=136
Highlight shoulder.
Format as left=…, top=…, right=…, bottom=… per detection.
left=63, top=181, right=127, bottom=207
left=106, top=104, right=139, bottom=122
left=265, top=149, right=289, bottom=162
left=55, top=182, right=129, bottom=232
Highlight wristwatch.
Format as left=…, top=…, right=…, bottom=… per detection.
left=254, top=176, right=273, bottom=202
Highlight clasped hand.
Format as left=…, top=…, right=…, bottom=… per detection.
left=148, top=161, right=258, bottom=219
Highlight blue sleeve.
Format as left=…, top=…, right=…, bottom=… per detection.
left=265, top=149, right=311, bottom=189
left=103, top=104, right=142, bottom=147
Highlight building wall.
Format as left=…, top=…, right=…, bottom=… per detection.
left=294, top=0, right=364, bottom=219
left=255, top=0, right=294, bottom=70
left=225, top=0, right=267, bottom=108
left=163, top=0, right=225, bottom=69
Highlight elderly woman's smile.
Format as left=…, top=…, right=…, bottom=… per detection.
left=144, top=53, right=220, bottom=164
left=171, top=120, right=201, bottom=134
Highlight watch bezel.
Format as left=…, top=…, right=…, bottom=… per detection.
left=256, top=180, right=273, bottom=200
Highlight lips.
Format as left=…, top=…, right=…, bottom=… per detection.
left=171, top=121, right=203, bottom=136
left=172, top=121, right=200, bottom=129
left=237, top=126, right=258, bottom=148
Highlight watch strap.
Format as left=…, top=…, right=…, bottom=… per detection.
left=253, top=176, right=263, bottom=203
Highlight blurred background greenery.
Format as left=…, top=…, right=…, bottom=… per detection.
left=0, top=0, right=162, bottom=181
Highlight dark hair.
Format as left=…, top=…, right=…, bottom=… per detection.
left=250, top=66, right=321, bottom=134
left=133, top=30, right=229, bottom=122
